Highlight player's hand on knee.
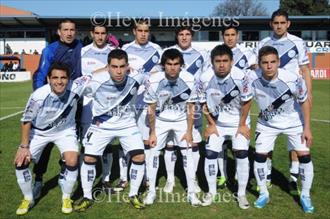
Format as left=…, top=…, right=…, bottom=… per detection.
left=14, top=147, right=31, bottom=167
left=236, top=125, right=250, bottom=140
left=205, top=124, right=219, bottom=138
left=181, top=132, right=193, bottom=147
left=301, top=128, right=313, bottom=147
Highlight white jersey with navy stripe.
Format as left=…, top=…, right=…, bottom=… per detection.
left=122, top=41, right=162, bottom=109
left=199, top=66, right=253, bottom=127
left=256, top=33, right=309, bottom=75
left=21, top=76, right=90, bottom=135
left=249, top=68, right=308, bottom=129
left=81, top=43, right=114, bottom=76
left=232, top=46, right=256, bottom=70
left=84, top=70, right=148, bottom=129
left=144, top=70, right=198, bottom=122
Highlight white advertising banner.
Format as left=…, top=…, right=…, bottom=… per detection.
left=0, top=71, right=31, bottom=82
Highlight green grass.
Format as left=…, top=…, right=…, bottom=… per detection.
left=0, top=80, right=329, bottom=219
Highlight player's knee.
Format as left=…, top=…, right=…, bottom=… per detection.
left=235, top=150, right=248, bottom=159
left=255, top=153, right=267, bottom=163
left=298, top=154, right=311, bottom=163
left=64, top=153, right=78, bottom=166
left=83, top=154, right=98, bottom=164
left=15, top=164, right=29, bottom=170
left=129, top=149, right=145, bottom=163
left=205, top=149, right=218, bottom=159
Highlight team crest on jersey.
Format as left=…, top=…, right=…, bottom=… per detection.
left=288, top=50, right=296, bottom=58
left=180, top=93, right=189, bottom=100
left=152, top=55, right=159, bottom=63
left=195, top=59, right=202, bottom=68
left=230, top=90, right=239, bottom=97
left=281, top=94, right=290, bottom=101
left=130, top=87, right=137, bottom=95
left=239, top=59, right=246, bottom=67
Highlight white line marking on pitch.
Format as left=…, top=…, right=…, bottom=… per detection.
left=250, top=113, right=330, bottom=124
left=0, top=111, right=24, bottom=121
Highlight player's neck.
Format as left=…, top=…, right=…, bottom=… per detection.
left=273, top=32, right=288, bottom=39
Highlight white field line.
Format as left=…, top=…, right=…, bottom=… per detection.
left=0, top=111, right=24, bottom=121
left=249, top=113, right=330, bottom=124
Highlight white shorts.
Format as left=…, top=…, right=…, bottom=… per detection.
left=30, top=128, right=79, bottom=163
left=205, top=126, right=249, bottom=152
left=153, top=119, right=191, bottom=150
left=255, top=123, right=310, bottom=154
left=166, top=126, right=202, bottom=145
left=136, top=109, right=149, bottom=141
left=83, top=125, right=144, bottom=156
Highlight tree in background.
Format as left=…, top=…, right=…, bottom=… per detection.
left=280, top=0, right=330, bottom=15
left=211, top=0, right=268, bottom=16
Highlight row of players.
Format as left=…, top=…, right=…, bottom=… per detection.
left=14, top=9, right=313, bottom=215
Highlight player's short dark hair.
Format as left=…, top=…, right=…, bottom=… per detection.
left=133, top=18, right=150, bottom=29
left=47, top=62, right=71, bottom=78
left=271, top=9, right=289, bottom=22
left=211, top=44, right=233, bottom=62
left=58, top=18, right=76, bottom=29
left=175, top=26, right=195, bottom=37
left=161, top=48, right=184, bottom=66
left=90, top=24, right=108, bottom=32
left=221, top=24, right=238, bottom=36
left=107, top=49, right=128, bottom=64
left=258, top=46, right=279, bottom=62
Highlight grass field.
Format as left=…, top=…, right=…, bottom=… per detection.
left=0, top=80, right=329, bottom=219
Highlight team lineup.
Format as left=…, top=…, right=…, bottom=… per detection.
left=13, top=9, right=314, bottom=215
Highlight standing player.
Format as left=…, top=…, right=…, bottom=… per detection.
left=162, top=26, right=209, bottom=193
left=255, top=9, right=313, bottom=193
left=14, top=63, right=88, bottom=215
left=81, top=24, right=114, bottom=191
left=216, top=25, right=257, bottom=189
left=144, top=49, right=201, bottom=206
left=120, top=19, right=162, bottom=191
left=74, top=49, right=147, bottom=210
left=31, top=18, right=83, bottom=200
left=251, top=46, right=314, bottom=213
left=200, top=45, right=252, bottom=209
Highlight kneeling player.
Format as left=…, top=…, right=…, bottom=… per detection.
left=251, top=46, right=314, bottom=213
left=14, top=63, right=89, bottom=215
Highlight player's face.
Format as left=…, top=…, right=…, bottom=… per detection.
left=108, top=58, right=129, bottom=83
left=259, top=54, right=280, bottom=80
left=91, top=26, right=107, bottom=48
left=58, top=22, right=76, bottom=44
left=177, top=30, right=192, bottom=50
left=48, top=69, right=69, bottom=95
left=223, top=28, right=238, bottom=48
left=133, top=23, right=150, bottom=45
left=270, top=15, right=290, bottom=38
left=164, top=58, right=182, bottom=81
left=212, top=54, right=233, bottom=78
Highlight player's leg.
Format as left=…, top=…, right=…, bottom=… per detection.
left=287, top=127, right=314, bottom=213
left=217, top=139, right=228, bottom=189
left=288, top=147, right=300, bottom=195
left=115, top=146, right=128, bottom=192
left=101, top=144, right=113, bottom=192
left=254, top=124, right=277, bottom=209
left=232, top=129, right=250, bottom=209
left=192, top=126, right=202, bottom=193
left=266, top=150, right=273, bottom=187
left=163, top=131, right=177, bottom=193
left=74, top=125, right=112, bottom=212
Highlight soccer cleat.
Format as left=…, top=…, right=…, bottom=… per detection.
left=129, top=195, right=145, bottom=209
left=201, top=193, right=215, bottom=206
left=194, top=179, right=201, bottom=193
left=217, top=176, right=227, bottom=189
left=143, top=191, right=156, bottom=205
left=74, top=198, right=94, bottom=212
left=288, top=180, right=300, bottom=196
left=237, top=195, right=250, bottom=209
left=102, top=181, right=114, bottom=194
left=163, top=181, right=175, bottom=193
left=254, top=193, right=269, bottom=209
left=16, top=199, right=34, bottom=215
left=32, top=181, right=43, bottom=200
left=113, top=180, right=128, bottom=192
left=188, top=193, right=201, bottom=207
left=300, top=195, right=314, bottom=213
left=62, top=198, right=73, bottom=214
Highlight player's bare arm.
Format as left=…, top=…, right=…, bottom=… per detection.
left=148, top=102, right=157, bottom=147
left=236, top=100, right=252, bottom=139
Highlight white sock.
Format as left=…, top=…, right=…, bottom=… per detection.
left=217, top=147, right=227, bottom=179
left=300, top=161, right=314, bottom=197
left=236, top=158, right=249, bottom=197
left=266, top=157, right=272, bottom=181
left=254, top=161, right=269, bottom=196
left=144, top=147, right=150, bottom=181
left=62, top=166, right=78, bottom=199
left=164, top=148, right=176, bottom=183
left=148, top=150, right=161, bottom=194
left=180, top=148, right=195, bottom=194
left=290, top=161, right=300, bottom=182
left=119, top=150, right=128, bottom=181
left=102, top=152, right=113, bottom=182
left=16, top=168, right=33, bottom=201
left=128, top=161, right=145, bottom=197
left=204, top=158, right=218, bottom=195
left=80, top=161, right=96, bottom=200
left=192, top=147, right=200, bottom=174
